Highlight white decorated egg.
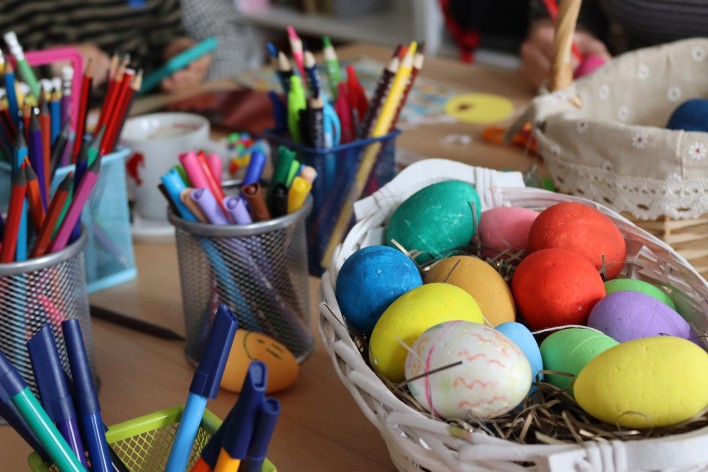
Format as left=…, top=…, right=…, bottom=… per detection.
left=405, top=320, right=531, bottom=420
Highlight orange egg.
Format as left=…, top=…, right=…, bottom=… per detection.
left=221, top=330, right=299, bottom=394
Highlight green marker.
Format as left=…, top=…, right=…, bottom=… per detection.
left=323, top=36, right=341, bottom=100
left=0, top=349, right=86, bottom=471
left=287, top=76, right=306, bottom=144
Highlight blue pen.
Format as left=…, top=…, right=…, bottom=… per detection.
left=28, top=324, right=89, bottom=469
left=242, top=149, right=266, bottom=187
left=165, top=304, right=238, bottom=472
left=241, top=397, right=281, bottom=472
left=62, top=319, right=112, bottom=472
left=4, top=62, right=20, bottom=128
left=213, top=361, right=267, bottom=472
left=161, top=168, right=198, bottom=222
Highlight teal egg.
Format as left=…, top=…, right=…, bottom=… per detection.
left=604, top=278, right=675, bottom=310
left=386, top=180, right=481, bottom=263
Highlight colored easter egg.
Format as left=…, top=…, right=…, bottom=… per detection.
left=424, top=255, right=515, bottom=327
left=666, top=99, right=708, bottom=132
left=369, top=283, right=484, bottom=383
left=528, top=202, right=626, bottom=279
left=335, top=245, right=423, bottom=335
left=511, top=248, right=605, bottom=330
left=221, top=330, right=299, bottom=394
left=539, top=328, right=619, bottom=392
left=496, top=321, right=543, bottom=385
left=478, top=207, right=538, bottom=259
left=587, top=291, right=693, bottom=343
left=575, top=336, right=708, bottom=428
left=405, top=320, right=531, bottom=419
left=386, top=180, right=481, bottom=263
left=573, top=54, right=607, bottom=79
left=604, top=278, right=675, bottom=310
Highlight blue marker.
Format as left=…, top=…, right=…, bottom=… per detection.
left=62, top=319, right=112, bottom=472
left=161, top=168, right=198, bottom=222
left=242, top=150, right=267, bottom=187
left=213, top=361, right=267, bottom=472
left=28, top=324, right=89, bottom=469
left=165, top=304, right=238, bottom=472
left=242, top=397, right=281, bottom=472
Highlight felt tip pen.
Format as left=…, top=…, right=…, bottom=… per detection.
left=191, top=188, right=229, bottom=225
left=141, top=36, right=218, bottom=94
left=165, top=304, right=238, bottom=472
left=224, top=195, right=252, bottom=225
left=213, top=361, right=267, bottom=472
left=180, top=188, right=208, bottom=223
left=271, top=146, right=296, bottom=192
left=161, top=168, right=199, bottom=222
left=287, top=176, right=312, bottom=214
left=268, top=183, right=288, bottom=218
left=0, top=382, right=50, bottom=463
left=242, top=150, right=266, bottom=187
left=63, top=319, right=112, bottom=472
left=242, top=183, right=270, bottom=222
left=241, top=397, right=281, bottom=472
left=287, top=75, right=306, bottom=144
left=28, top=325, right=89, bottom=469
left=0, top=348, right=86, bottom=472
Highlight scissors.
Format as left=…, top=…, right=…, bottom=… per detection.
left=481, top=122, right=537, bottom=155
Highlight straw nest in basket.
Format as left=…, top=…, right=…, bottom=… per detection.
left=510, top=0, right=708, bottom=277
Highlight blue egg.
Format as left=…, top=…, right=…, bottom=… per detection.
left=666, top=99, right=708, bottom=131
left=335, top=245, right=423, bottom=335
left=496, top=322, right=543, bottom=385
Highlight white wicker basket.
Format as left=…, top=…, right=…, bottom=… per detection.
left=318, top=159, right=708, bottom=472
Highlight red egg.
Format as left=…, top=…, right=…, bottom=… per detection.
left=512, top=248, right=606, bottom=330
left=528, top=202, right=626, bottom=279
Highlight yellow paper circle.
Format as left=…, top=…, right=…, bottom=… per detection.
left=445, top=93, right=514, bottom=124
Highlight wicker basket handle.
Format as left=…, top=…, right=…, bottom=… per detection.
left=550, top=0, right=582, bottom=92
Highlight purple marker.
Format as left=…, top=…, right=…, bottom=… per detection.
left=191, top=188, right=229, bottom=225
left=224, top=195, right=252, bottom=225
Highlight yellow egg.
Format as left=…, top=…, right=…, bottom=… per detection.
left=424, top=256, right=515, bottom=327
left=369, top=283, right=484, bottom=382
left=221, top=330, right=299, bottom=394
left=575, top=336, right=708, bottom=428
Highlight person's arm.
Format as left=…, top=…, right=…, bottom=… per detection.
left=520, top=0, right=611, bottom=89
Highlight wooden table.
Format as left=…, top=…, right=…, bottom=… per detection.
left=0, top=43, right=534, bottom=471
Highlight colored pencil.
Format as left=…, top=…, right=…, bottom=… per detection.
left=73, top=58, right=93, bottom=160
left=30, top=172, right=73, bottom=258
left=390, top=42, right=425, bottom=131
left=322, top=36, right=341, bottom=99
left=1, top=165, right=28, bottom=262
left=28, top=112, right=48, bottom=208
left=24, top=161, right=45, bottom=229
left=359, top=46, right=400, bottom=138
left=286, top=25, right=306, bottom=82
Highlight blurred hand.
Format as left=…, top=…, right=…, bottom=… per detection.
left=160, top=37, right=212, bottom=94
left=50, top=43, right=112, bottom=88
left=519, top=20, right=611, bottom=90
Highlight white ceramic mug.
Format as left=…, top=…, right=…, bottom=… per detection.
left=121, top=112, right=217, bottom=223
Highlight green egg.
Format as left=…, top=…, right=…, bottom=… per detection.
left=604, top=278, right=676, bottom=310
left=539, top=328, right=619, bottom=394
left=386, top=180, right=481, bottom=263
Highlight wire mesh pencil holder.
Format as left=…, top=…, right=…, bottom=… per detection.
left=265, top=129, right=400, bottom=275
left=169, top=197, right=314, bottom=365
left=0, top=229, right=98, bottom=396
left=1, top=147, right=137, bottom=293
left=27, top=405, right=278, bottom=471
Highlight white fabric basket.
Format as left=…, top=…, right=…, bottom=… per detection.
left=318, top=159, right=708, bottom=472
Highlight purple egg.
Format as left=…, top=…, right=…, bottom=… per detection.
left=587, top=291, right=694, bottom=343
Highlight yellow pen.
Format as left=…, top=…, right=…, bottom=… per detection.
left=288, top=176, right=312, bottom=214
left=320, top=41, right=418, bottom=268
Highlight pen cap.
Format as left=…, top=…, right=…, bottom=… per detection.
left=62, top=319, right=100, bottom=415
left=221, top=360, right=267, bottom=458
left=162, top=169, right=198, bottom=222
left=246, top=397, right=281, bottom=461
left=189, top=304, right=238, bottom=399
left=0, top=348, right=28, bottom=397
left=242, top=150, right=267, bottom=187
left=224, top=195, right=252, bottom=225
left=27, top=325, right=76, bottom=423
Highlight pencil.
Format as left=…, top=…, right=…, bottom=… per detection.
left=102, top=69, right=140, bottom=155
left=107, top=69, right=142, bottom=154
left=50, top=120, right=71, bottom=179
left=359, top=46, right=401, bottom=138
left=277, top=51, right=293, bottom=94
left=3, top=61, right=19, bottom=129
left=286, top=25, right=306, bottom=82
left=322, top=36, right=341, bottom=99
left=320, top=41, right=418, bottom=269
left=303, top=50, right=322, bottom=99
left=390, top=42, right=425, bottom=131
left=39, top=97, right=52, bottom=194
left=100, top=67, right=134, bottom=154
left=90, top=305, right=185, bottom=341
left=1, top=165, right=28, bottom=262
left=28, top=112, right=48, bottom=208
left=30, top=172, right=72, bottom=258
left=73, top=58, right=93, bottom=160
left=24, top=161, right=45, bottom=229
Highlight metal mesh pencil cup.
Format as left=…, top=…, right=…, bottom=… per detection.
left=1, top=147, right=137, bottom=293
left=265, top=129, right=400, bottom=275
left=0, top=230, right=98, bottom=396
left=28, top=405, right=278, bottom=471
left=169, top=198, right=314, bottom=365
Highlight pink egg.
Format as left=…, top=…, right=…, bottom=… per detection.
left=478, top=207, right=538, bottom=259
